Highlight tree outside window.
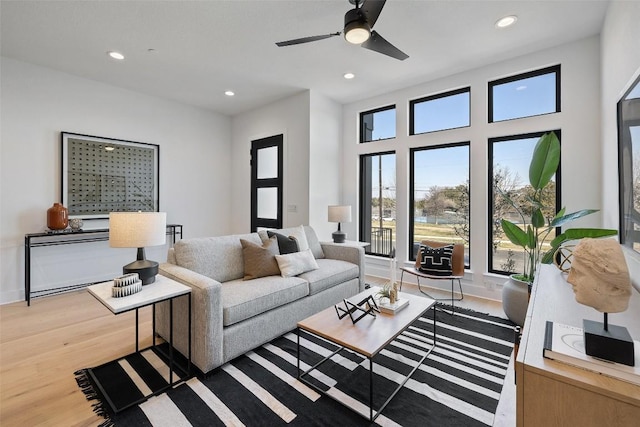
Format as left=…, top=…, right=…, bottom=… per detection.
left=410, top=143, right=470, bottom=264
left=489, top=132, right=560, bottom=275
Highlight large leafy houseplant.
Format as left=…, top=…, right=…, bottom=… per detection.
left=500, top=131, right=617, bottom=284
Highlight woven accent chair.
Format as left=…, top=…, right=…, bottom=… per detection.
left=400, top=240, right=464, bottom=313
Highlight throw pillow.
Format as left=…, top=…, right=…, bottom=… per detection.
left=287, top=225, right=310, bottom=252
left=260, top=225, right=321, bottom=257
left=418, top=244, right=454, bottom=276
left=240, top=236, right=281, bottom=280
left=267, top=231, right=299, bottom=254
left=275, top=249, right=319, bottom=278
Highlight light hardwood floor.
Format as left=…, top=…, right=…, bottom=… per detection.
left=0, top=277, right=515, bottom=426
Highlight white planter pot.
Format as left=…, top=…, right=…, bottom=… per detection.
left=502, top=275, right=530, bottom=327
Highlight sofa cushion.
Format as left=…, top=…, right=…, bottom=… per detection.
left=174, top=233, right=262, bottom=283
left=275, top=249, right=319, bottom=277
left=303, top=225, right=325, bottom=259
left=297, top=258, right=359, bottom=295
left=241, top=236, right=281, bottom=280
left=221, top=276, right=309, bottom=326
left=267, top=231, right=299, bottom=254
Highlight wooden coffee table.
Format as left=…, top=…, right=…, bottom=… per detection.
left=297, top=287, right=437, bottom=422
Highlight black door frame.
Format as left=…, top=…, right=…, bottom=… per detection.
left=250, top=134, right=283, bottom=231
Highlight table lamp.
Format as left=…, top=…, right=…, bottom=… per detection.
left=328, top=205, right=351, bottom=243
left=109, top=211, right=167, bottom=285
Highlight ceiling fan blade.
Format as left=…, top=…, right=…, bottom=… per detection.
left=361, top=30, right=408, bottom=60
left=276, top=32, right=341, bottom=47
left=360, top=0, right=386, bottom=28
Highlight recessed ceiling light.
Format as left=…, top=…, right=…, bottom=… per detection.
left=107, top=51, right=125, bottom=60
left=495, top=15, right=518, bottom=29
left=225, top=90, right=235, bottom=97
left=344, top=72, right=355, bottom=79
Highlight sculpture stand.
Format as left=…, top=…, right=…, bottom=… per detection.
left=583, top=312, right=635, bottom=366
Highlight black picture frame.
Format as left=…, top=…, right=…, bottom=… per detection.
left=61, top=132, right=160, bottom=219
left=617, top=75, right=640, bottom=253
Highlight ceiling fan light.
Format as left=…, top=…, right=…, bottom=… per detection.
left=345, top=26, right=370, bottom=44
left=344, top=8, right=370, bottom=44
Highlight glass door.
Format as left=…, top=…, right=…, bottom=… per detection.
left=251, top=135, right=283, bottom=231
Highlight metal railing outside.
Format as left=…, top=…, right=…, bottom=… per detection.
left=368, top=227, right=393, bottom=256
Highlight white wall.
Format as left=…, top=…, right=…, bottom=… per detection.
left=230, top=91, right=310, bottom=232
left=0, top=57, right=232, bottom=304
left=600, top=0, right=640, bottom=289
left=309, top=92, right=343, bottom=241
left=230, top=90, right=343, bottom=236
left=341, top=37, right=602, bottom=300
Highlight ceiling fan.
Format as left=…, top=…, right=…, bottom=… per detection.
left=275, top=0, right=409, bottom=61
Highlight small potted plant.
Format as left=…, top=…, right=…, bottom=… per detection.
left=377, top=282, right=398, bottom=304
left=499, top=131, right=616, bottom=325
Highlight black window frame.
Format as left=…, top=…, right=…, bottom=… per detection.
left=408, top=141, right=471, bottom=267
left=409, top=87, right=471, bottom=135
left=488, top=65, right=561, bottom=123
left=359, top=150, right=396, bottom=257
left=359, top=105, right=396, bottom=143
left=487, top=130, right=562, bottom=276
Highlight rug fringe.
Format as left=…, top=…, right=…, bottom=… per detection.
left=74, top=369, right=115, bottom=427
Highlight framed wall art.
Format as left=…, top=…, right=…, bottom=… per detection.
left=61, top=132, right=160, bottom=219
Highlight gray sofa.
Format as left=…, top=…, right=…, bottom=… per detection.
left=155, top=225, right=365, bottom=374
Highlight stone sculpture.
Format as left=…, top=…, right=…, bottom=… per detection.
left=567, top=238, right=632, bottom=313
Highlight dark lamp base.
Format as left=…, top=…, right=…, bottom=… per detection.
left=332, top=230, right=346, bottom=243
left=123, top=259, right=159, bottom=285
left=583, top=319, right=635, bottom=366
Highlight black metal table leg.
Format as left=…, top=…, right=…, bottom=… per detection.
left=152, top=303, right=156, bottom=347
left=297, top=328, right=300, bottom=377
left=188, top=293, right=192, bottom=375
left=169, top=297, right=174, bottom=385
left=370, top=357, right=374, bottom=421
left=25, top=235, right=31, bottom=306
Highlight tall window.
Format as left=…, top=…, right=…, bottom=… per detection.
left=360, top=152, right=396, bottom=256
left=360, top=105, right=396, bottom=143
left=409, top=143, right=470, bottom=265
left=410, top=87, right=470, bottom=135
left=489, top=65, right=560, bottom=122
left=489, top=131, right=561, bottom=275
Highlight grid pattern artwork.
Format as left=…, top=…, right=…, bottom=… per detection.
left=64, top=135, right=158, bottom=216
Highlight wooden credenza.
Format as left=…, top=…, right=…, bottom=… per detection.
left=516, top=264, right=640, bottom=426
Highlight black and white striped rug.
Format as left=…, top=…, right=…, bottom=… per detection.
left=77, top=306, right=515, bottom=426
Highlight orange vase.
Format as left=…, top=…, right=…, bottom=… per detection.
left=47, top=203, right=68, bottom=230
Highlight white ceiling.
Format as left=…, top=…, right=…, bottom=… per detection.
left=0, top=0, right=609, bottom=116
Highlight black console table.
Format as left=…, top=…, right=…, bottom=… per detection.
left=24, top=224, right=182, bottom=306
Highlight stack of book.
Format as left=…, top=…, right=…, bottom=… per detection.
left=543, top=321, right=640, bottom=386
left=378, top=297, right=410, bottom=315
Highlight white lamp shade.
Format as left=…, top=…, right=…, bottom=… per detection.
left=109, top=212, right=167, bottom=248
left=328, top=205, right=352, bottom=223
